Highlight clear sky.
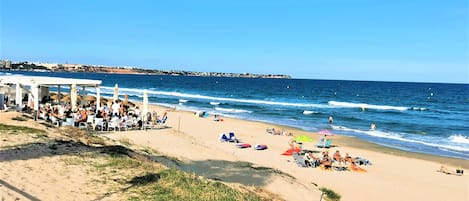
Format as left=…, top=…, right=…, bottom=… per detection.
left=1, top=0, right=468, bottom=83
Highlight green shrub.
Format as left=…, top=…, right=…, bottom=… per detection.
left=320, top=187, right=341, bottom=201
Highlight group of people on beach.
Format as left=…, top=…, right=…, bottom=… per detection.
left=266, top=128, right=293, bottom=136
left=34, top=97, right=169, bottom=130
left=303, top=150, right=367, bottom=172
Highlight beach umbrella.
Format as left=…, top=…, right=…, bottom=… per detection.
left=113, top=83, right=119, bottom=101
left=294, top=135, right=313, bottom=143
left=142, top=90, right=149, bottom=117
left=124, top=94, right=129, bottom=105
left=84, top=95, right=97, bottom=102
left=319, top=129, right=334, bottom=136
left=50, top=93, right=63, bottom=100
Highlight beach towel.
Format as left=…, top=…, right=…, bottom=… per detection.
left=254, top=144, right=268, bottom=150
left=236, top=143, right=251, bottom=148
left=281, top=148, right=301, bottom=156
left=354, top=157, right=372, bottom=165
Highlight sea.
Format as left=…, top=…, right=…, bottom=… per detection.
left=2, top=71, right=469, bottom=159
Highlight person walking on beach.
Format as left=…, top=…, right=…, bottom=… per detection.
left=328, top=115, right=334, bottom=124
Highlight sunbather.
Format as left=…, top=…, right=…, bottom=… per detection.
left=344, top=153, right=354, bottom=164
left=333, top=150, right=345, bottom=165
left=349, top=161, right=367, bottom=172
left=321, top=154, right=332, bottom=170
left=304, top=151, right=320, bottom=167
left=438, top=165, right=464, bottom=176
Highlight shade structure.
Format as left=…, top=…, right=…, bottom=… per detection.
left=71, top=84, right=77, bottom=110
left=50, top=93, right=64, bottom=101
left=294, top=135, right=313, bottom=143
left=84, top=95, right=97, bottom=102
left=142, top=90, right=149, bottom=117
left=113, top=83, right=119, bottom=101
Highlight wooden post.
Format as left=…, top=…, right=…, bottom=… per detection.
left=178, top=115, right=181, bottom=132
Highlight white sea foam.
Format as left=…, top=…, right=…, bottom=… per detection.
left=303, top=110, right=318, bottom=115
left=179, top=99, right=188, bottom=103
left=101, top=86, right=327, bottom=108
left=215, top=107, right=252, bottom=113
left=411, top=107, right=427, bottom=111
left=449, top=135, right=469, bottom=145
left=331, top=125, right=469, bottom=152
left=328, top=101, right=408, bottom=111
left=210, top=102, right=220, bottom=105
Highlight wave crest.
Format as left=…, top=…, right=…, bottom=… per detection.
left=331, top=125, right=469, bottom=152
left=449, top=135, right=469, bottom=145
left=328, top=101, right=408, bottom=111
left=215, top=107, right=252, bottom=113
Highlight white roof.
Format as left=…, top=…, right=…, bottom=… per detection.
left=0, top=75, right=101, bottom=87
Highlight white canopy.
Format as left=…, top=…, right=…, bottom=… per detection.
left=0, top=75, right=101, bottom=87
left=0, top=75, right=102, bottom=118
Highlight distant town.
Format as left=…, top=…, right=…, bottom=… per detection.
left=0, top=60, right=291, bottom=79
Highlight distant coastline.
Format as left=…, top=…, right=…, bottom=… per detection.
left=0, top=60, right=291, bottom=79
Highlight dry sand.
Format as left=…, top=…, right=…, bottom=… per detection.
left=1, top=104, right=468, bottom=201
left=101, top=104, right=468, bottom=201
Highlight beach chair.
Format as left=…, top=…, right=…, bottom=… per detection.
left=78, top=121, right=88, bottom=130
left=142, top=121, right=152, bottom=130
left=86, top=115, right=95, bottom=129
left=157, top=116, right=168, bottom=125
left=93, top=118, right=104, bottom=131
left=125, top=119, right=134, bottom=130
left=228, top=132, right=239, bottom=143
left=107, top=118, right=119, bottom=132
left=64, top=118, right=75, bottom=127
left=317, top=139, right=332, bottom=148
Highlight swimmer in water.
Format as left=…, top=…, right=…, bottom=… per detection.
left=370, top=123, right=376, bottom=130
left=329, top=116, right=334, bottom=124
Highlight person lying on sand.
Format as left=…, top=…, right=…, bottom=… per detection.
left=349, top=161, right=367, bottom=172
left=437, top=165, right=464, bottom=176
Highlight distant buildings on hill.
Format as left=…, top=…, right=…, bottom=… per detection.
left=0, top=59, right=291, bottom=79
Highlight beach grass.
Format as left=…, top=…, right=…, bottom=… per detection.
left=319, top=187, right=341, bottom=201
left=48, top=129, right=265, bottom=200
left=128, top=168, right=263, bottom=201
left=0, top=123, right=46, bottom=135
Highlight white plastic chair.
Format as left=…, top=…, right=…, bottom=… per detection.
left=93, top=118, right=104, bottom=131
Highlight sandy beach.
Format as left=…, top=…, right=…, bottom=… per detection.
left=1, top=103, right=468, bottom=201
left=101, top=104, right=468, bottom=201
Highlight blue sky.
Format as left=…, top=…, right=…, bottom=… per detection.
left=1, top=0, right=468, bottom=83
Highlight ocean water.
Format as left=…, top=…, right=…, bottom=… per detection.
left=3, top=71, right=469, bottom=159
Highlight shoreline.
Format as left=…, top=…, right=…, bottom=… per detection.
left=147, top=102, right=468, bottom=168
left=1, top=101, right=467, bottom=200
left=102, top=102, right=468, bottom=200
